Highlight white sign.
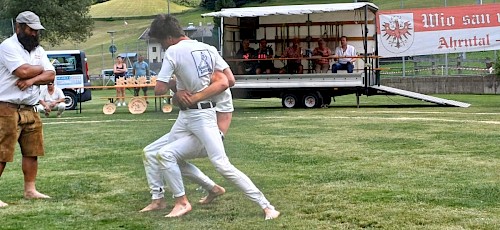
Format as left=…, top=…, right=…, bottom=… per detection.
left=55, top=75, right=84, bottom=89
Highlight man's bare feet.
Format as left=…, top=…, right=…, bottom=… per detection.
left=165, top=202, right=192, bottom=217
left=0, top=200, right=8, bottom=208
left=24, top=190, right=50, bottom=199
left=199, top=184, right=225, bottom=204
left=139, top=198, right=167, bottom=212
left=264, top=207, right=280, bottom=220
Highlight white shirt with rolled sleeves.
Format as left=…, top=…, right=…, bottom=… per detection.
left=335, top=44, right=357, bottom=64
left=0, top=34, right=55, bottom=105
left=149, top=39, right=275, bottom=211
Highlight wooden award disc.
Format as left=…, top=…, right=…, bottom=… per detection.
left=128, top=97, right=148, bottom=114
left=103, top=103, right=116, bottom=115
left=162, top=104, right=173, bottom=113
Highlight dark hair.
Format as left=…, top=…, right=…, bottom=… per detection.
left=341, top=35, right=348, bottom=40
left=17, top=23, right=27, bottom=29
left=149, top=14, right=185, bottom=40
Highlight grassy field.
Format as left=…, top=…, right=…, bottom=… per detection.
left=0, top=92, right=499, bottom=229
left=90, top=0, right=190, bottom=18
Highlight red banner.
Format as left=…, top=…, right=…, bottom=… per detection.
left=377, top=4, right=500, bottom=57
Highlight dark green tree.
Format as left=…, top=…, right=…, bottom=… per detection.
left=215, top=0, right=235, bottom=11
left=201, top=0, right=217, bottom=10
left=0, top=0, right=94, bottom=46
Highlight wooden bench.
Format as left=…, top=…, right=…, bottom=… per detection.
left=99, top=95, right=172, bottom=114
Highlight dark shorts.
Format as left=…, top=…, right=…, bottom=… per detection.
left=114, top=75, right=126, bottom=84
left=134, top=87, right=148, bottom=96
left=0, top=102, right=44, bottom=162
left=284, top=61, right=302, bottom=74
left=255, top=61, right=274, bottom=71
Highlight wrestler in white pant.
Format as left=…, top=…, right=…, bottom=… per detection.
left=141, top=89, right=233, bottom=211
left=146, top=16, right=279, bottom=218
left=143, top=133, right=214, bottom=199
left=159, top=107, right=275, bottom=210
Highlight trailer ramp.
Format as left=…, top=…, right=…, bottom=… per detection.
left=369, top=85, right=470, bottom=108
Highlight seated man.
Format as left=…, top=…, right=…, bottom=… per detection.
left=255, top=39, right=274, bottom=74
left=279, top=37, right=303, bottom=74
left=235, top=39, right=256, bottom=74
left=332, top=36, right=357, bottom=73
left=37, top=83, right=65, bottom=118
left=312, top=38, right=332, bottom=73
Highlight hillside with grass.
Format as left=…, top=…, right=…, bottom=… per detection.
left=49, top=0, right=498, bottom=75
left=90, top=0, right=191, bottom=18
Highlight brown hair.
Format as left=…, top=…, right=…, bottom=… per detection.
left=149, top=14, right=185, bottom=40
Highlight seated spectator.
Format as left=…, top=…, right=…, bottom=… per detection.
left=312, top=38, right=332, bottom=73
left=37, top=83, right=65, bottom=118
left=236, top=39, right=256, bottom=74
left=255, top=38, right=274, bottom=74
left=279, top=37, right=303, bottom=74
left=332, top=36, right=357, bottom=73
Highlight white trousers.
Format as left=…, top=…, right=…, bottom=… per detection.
left=158, top=108, right=273, bottom=210
left=36, top=103, right=65, bottom=115
left=143, top=132, right=216, bottom=200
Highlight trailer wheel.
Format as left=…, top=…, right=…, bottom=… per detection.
left=63, top=90, right=77, bottom=110
left=282, top=94, right=299, bottom=108
left=303, top=93, right=320, bottom=108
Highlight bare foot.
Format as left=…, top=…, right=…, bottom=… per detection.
left=199, top=185, right=225, bottom=204
left=165, top=202, right=192, bottom=217
left=139, top=198, right=167, bottom=212
left=264, top=207, right=280, bottom=220
left=0, top=200, right=8, bottom=208
left=24, top=190, right=50, bottom=199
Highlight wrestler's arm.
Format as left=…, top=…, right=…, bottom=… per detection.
left=154, top=80, right=170, bottom=96
left=223, top=67, right=235, bottom=87
left=187, top=70, right=228, bottom=104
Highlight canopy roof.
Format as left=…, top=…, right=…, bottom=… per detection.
left=201, top=3, right=378, bottom=18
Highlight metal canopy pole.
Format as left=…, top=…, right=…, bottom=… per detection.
left=363, top=5, right=368, bottom=89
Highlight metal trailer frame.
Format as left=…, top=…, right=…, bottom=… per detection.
left=202, top=3, right=470, bottom=108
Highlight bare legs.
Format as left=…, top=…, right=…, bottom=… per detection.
left=116, top=88, right=125, bottom=105
left=0, top=157, right=50, bottom=208
left=22, top=156, right=50, bottom=199
left=139, top=198, right=167, bottom=212
left=0, top=162, right=6, bottom=207
left=165, top=195, right=192, bottom=217
left=198, top=184, right=225, bottom=204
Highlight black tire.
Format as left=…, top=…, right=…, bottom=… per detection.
left=63, top=90, right=77, bottom=110
left=282, top=94, right=299, bottom=108
left=303, top=93, right=321, bottom=108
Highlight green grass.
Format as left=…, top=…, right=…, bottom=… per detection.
left=0, top=92, right=499, bottom=229
left=90, top=0, right=190, bottom=18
